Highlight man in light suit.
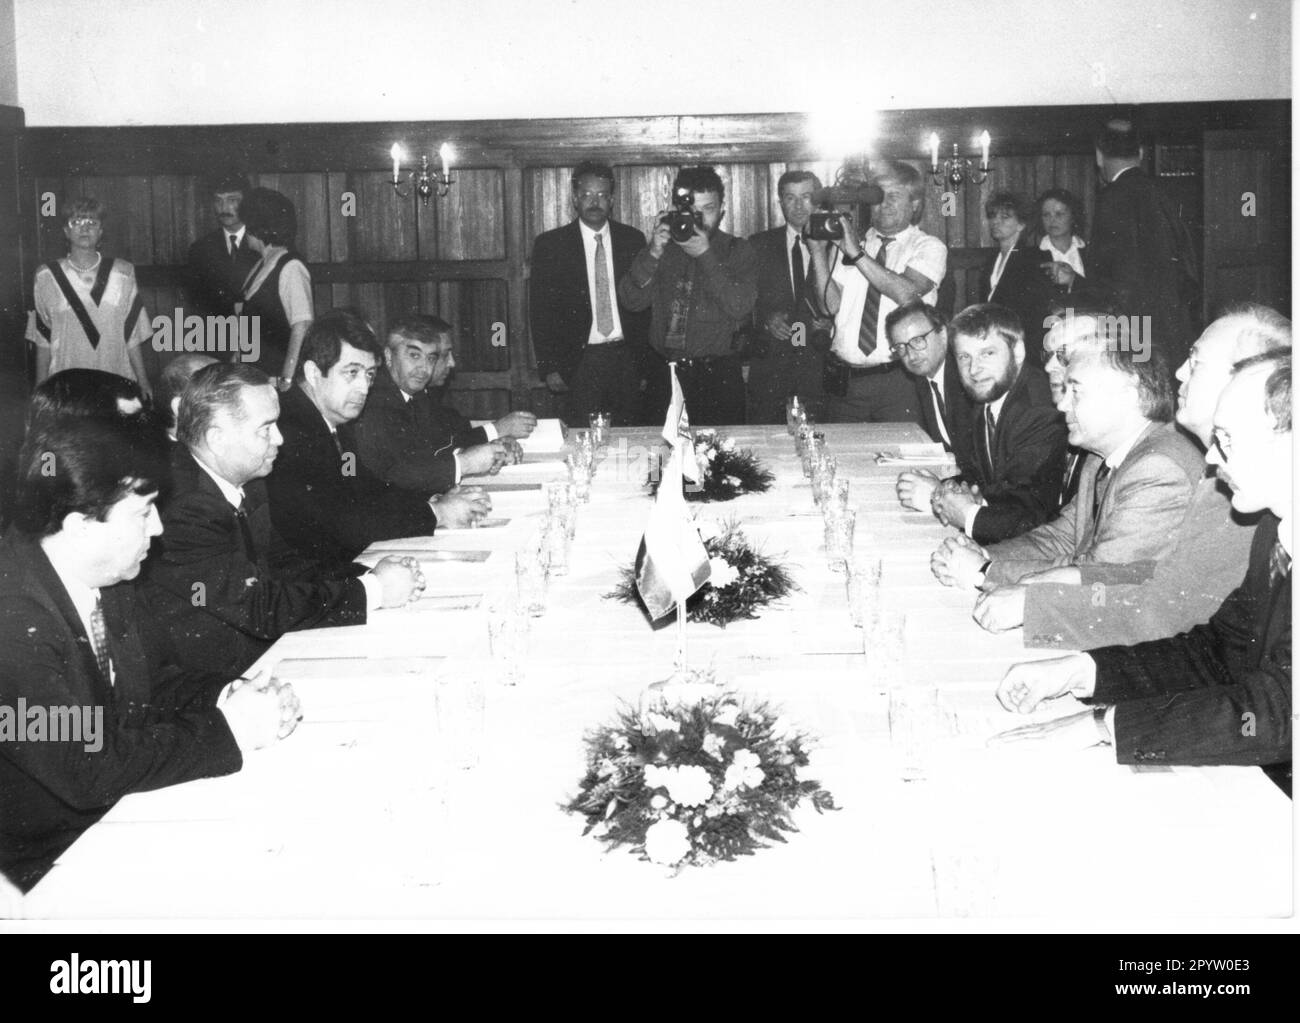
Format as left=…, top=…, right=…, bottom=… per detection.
left=994, top=351, right=1290, bottom=790
left=982, top=304, right=1289, bottom=645
left=185, top=172, right=260, bottom=319
left=0, top=414, right=296, bottom=891
left=931, top=312, right=1203, bottom=596
left=143, top=363, right=424, bottom=677
left=745, top=170, right=825, bottom=424
left=897, top=303, right=1067, bottom=545
left=529, top=161, right=650, bottom=426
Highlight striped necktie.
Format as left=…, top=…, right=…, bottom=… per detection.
left=1269, top=538, right=1291, bottom=585
left=856, top=236, right=893, bottom=356
left=90, top=596, right=113, bottom=684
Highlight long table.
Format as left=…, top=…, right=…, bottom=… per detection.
left=14, top=424, right=1293, bottom=921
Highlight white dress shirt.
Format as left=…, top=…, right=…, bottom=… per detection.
left=1039, top=234, right=1086, bottom=279
left=580, top=221, right=624, bottom=345
left=829, top=224, right=948, bottom=367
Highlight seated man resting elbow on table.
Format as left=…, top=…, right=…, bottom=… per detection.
left=992, top=352, right=1292, bottom=793
left=264, top=309, right=491, bottom=569
left=142, top=362, right=425, bottom=678
left=1005, top=305, right=1289, bottom=650
left=0, top=415, right=297, bottom=892
left=930, top=311, right=1203, bottom=630
left=895, top=302, right=1067, bottom=545
left=347, top=314, right=536, bottom=494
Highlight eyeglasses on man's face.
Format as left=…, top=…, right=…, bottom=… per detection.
left=888, top=326, right=941, bottom=357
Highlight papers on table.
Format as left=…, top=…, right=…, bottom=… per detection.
left=471, top=417, right=565, bottom=454
left=874, top=442, right=952, bottom=465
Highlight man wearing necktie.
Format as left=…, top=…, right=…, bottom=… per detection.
left=744, top=170, right=827, bottom=424
left=185, top=172, right=260, bottom=319
left=529, top=162, right=650, bottom=426
left=993, top=350, right=1292, bottom=788
left=0, top=414, right=297, bottom=892
left=143, top=362, right=425, bottom=677
left=806, top=159, right=948, bottom=424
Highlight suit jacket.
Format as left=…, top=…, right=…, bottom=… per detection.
left=912, top=355, right=976, bottom=458
left=959, top=361, right=1069, bottom=545
left=345, top=368, right=481, bottom=495
left=529, top=219, right=650, bottom=381
left=978, top=239, right=1055, bottom=359
left=185, top=228, right=260, bottom=318
left=1024, top=473, right=1258, bottom=650
left=1080, top=167, right=1199, bottom=368
left=985, top=421, right=1203, bottom=585
left=265, top=384, right=437, bottom=567
left=0, top=530, right=242, bottom=891
left=1088, top=513, right=1290, bottom=772
left=142, top=447, right=369, bottom=677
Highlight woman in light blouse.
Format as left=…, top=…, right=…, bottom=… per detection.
left=1035, top=188, right=1087, bottom=292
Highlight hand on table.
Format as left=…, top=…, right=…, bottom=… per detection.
left=931, top=479, right=981, bottom=528
left=459, top=443, right=503, bottom=477
left=219, top=672, right=302, bottom=750
left=372, top=555, right=426, bottom=607
left=988, top=709, right=1105, bottom=751
left=972, top=584, right=1027, bottom=633
left=495, top=411, right=537, bottom=439
left=431, top=486, right=492, bottom=528
left=995, top=652, right=1098, bottom=713
left=896, top=469, right=940, bottom=512
left=930, top=534, right=989, bottom=589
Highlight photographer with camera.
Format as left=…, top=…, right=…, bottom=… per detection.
left=618, top=166, right=757, bottom=425
left=806, top=159, right=948, bottom=423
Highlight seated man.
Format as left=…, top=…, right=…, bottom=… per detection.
left=995, top=351, right=1291, bottom=788
left=897, top=303, right=1067, bottom=544
left=886, top=301, right=972, bottom=453
left=931, top=315, right=1202, bottom=590
left=265, top=309, right=490, bottom=567
left=155, top=353, right=218, bottom=441
left=143, top=363, right=426, bottom=677
left=348, top=314, right=536, bottom=494
left=0, top=415, right=297, bottom=891
left=977, top=304, right=1289, bottom=644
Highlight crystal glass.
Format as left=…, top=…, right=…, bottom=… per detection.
left=831, top=476, right=851, bottom=513
left=823, top=506, right=855, bottom=571
left=564, top=454, right=591, bottom=503
left=486, top=603, right=529, bottom=686
left=588, top=411, right=611, bottom=450
left=868, top=609, right=907, bottom=688
left=846, top=555, right=883, bottom=628
left=515, top=537, right=550, bottom=616
left=811, top=451, right=837, bottom=507
left=888, top=685, right=939, bottom=783
left=544, top=507, right=573, bottom=575
left=785, top=396, right=804, bottom=436
left=795, top=420, right=815, bottom=458
left=434, top=673, right=486, bottom=770
left=801, top=431, right=826, bottom=478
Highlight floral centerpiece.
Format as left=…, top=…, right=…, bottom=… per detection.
left=650, top=430, right=773, bottom=502
left=565, top=677, right=837, bottom=870
left=608, top=520, right=797, bottom=627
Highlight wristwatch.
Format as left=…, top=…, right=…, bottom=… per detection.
left=843, top=251, right=866, bottom=265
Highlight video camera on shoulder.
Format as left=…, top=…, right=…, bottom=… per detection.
left=807, top=208, right=850, bottom=241
left=663, top=186, right=703, bottom=243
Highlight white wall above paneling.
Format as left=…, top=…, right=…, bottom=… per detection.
left=12, top=0, right=1291, bottom=126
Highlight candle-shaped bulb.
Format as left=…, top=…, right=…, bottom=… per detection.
left=928, top=132, right=940, bottom=171
left=439, top=143, right=453, bottom=180
left=979, top=131, right=991, bottom=169
left=390, top=143, right=402, bottom=184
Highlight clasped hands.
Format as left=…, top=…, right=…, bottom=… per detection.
left=896, top=471, right=983, bottom=528
left=371, top=554, right=426, bottom=608
left=431, top=485, right=492, bottom=528
left=219, top=671, right=302, bottom=751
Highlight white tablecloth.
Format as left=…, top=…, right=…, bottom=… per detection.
left=16, top=425, right=1293, bottom=921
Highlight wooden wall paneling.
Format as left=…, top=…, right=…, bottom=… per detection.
left=378, top=280, right=424, bottom=334
left=501, top=163, right=528, bottom=407
left=527, top=166, right=573, bottom=239
left=253, top=172, right=331, bottom=263
left=1054, top=155, right=1096, bottom=241
left=74, top=175, right=154, bottom=267
left=617, top=164, right=675, bottom=238
left=34, top=176, right=66, bottom=265
left=326, top=172, right=352, bottom=263
left=350, top=172, right=418, bottom=262
left=716, top=162, right=770, bottom=240
left=433, top=168, right=505, bottom=261
left=149, top=175, right=185, bottom=266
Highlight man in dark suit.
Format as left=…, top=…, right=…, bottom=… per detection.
left=745, top=170, right=825, bottom=424
left=900, top=304, right=1067, bottom=545
left=349, top=314, right=536, bottom=494
left=143, top=363, right=424, bottom=677
left=264, top=309, right=490, bottom=568
left=1066, top=118, right=1199, bottom=371
left=185, top=172, right=260, bottom=319
left=995, top=351, right=1290, bottom=788
left=0, top=415, right=296, bottom=891
left=529, top=161, right=650, bottom=426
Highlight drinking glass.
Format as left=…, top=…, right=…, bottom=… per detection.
left=588, top=411, right=611, bottom=450
left=888, top=685, right=940, bottom=783
left=811, top=451, right=837, bottom=507
left=785, top=396, right=804, bottom=436
left=831, top=477, right=851, bottom=513
left=801, top=431, right=826, bottom=478
left=486, top=603, right=529, bottom=686
left=515, top=537, right=550, bottom=616
left=846, top=555, right=883, bottom=628
left=564, top=454, right=591, bottom=503
left=544, top=507, right=573, bottom=575
left=823, top=506, right=855, bottom=571
left=434, top=673, right=486, bottom=770
left=868, top=609, right=907, bottom=688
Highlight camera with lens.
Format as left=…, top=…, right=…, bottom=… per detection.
left=807, top=209, right=850, bottom=241
left=662, top=186, right=704, bottom=243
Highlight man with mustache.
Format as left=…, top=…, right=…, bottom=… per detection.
left=0, top=414, right=297, bottom=892
left=185, top=172, right=260, bottom=319
left=143, top=362, right=424, bottom=676
left=994, top=351, right=1291, bottom=790
left=349, top=314, right=536, bottom=495
left=976, top=305, right=1288, bottom=642
left=931, top=312, right=1203, bottom=592
left=530, top=161, right=650, bottom=426
left=895, top=303, right=1067, bottom=544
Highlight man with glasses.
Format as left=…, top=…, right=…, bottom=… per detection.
left=897, top=303, right=1067, bottom=545
left=529, top=161, right=650, bottom=425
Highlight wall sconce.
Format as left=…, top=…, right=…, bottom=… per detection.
left=928, top=131, right=991, bottom=188
left=390, top=143, right=456, bottom=203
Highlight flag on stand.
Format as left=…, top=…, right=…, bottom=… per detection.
left=634, top=364, right=711, bottom=620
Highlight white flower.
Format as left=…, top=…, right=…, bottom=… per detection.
left=610, top=733, right=629, bottom=751
left=597, top=757, right=617, bottom=779
left=708, top=558, right=739, bottom=588
left=724, top=475, right=741, bottom=488
left=650, top=794, right=669, bottom=810
left=713, top=703, right=740, bottom=728
left=721, top=437, right=736, bottom=453
left=664, top=765, right=714, bottom=807
left=644, top=711, right=681, bottom=734
left=643, top=764, right=671, bottom=790
left=644, top=819, right=691, bottom=866
left=706, top=449, right=718, bottom=463
left=723, top=748, right=765, bottom=791
left=702, top=732, right=726, bottom=760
